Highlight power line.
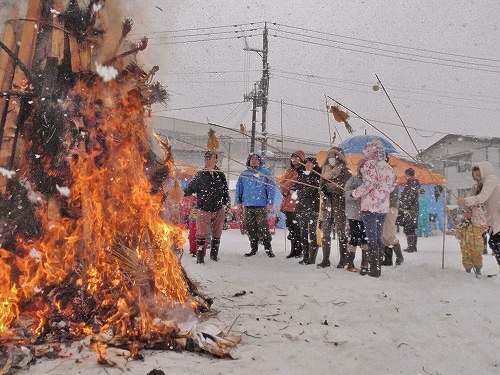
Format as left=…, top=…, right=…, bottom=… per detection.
left=148, top=34, right=259, bottom=46
left=270, top=34, right=500, bottom=74
left=274, top=22, right=500, bottom=64
left=155, top=101, right=245, bottom=112
left=269, top=27, right=500, bottom=70
left=134, top=22, right=266, bottom=35
left=270, top=73, right=500, bottom=112
left=142, top=21, right=500, bottom=65
left=265, top=99, right=476, bottom=138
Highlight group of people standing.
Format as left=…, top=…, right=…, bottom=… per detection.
left=181, top=142, right=500, bottom=277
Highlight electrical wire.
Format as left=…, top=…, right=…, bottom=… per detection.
left=270, top=33, right=500, bottom=74
left=273, top=22, right=500, bottom=64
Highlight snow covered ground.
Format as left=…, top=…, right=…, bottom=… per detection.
left=17, top=229, right=499, bottom=375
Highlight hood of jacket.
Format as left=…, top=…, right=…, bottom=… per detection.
left=356, top=158, right=366, bottom=176
left=362, top=140, right=387, bottom=162
left=473, top=161, right=494, bottom=183
left=320, top=147, right=347, bottom=167
left=246, top=152, right=265, bottom=167
left=289, top=150, right=305, bottom=169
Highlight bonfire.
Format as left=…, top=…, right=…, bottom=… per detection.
left=0, top=1, right=239, bottom=372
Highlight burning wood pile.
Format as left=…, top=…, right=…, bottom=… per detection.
left=0, top=1, right=239, bottom=372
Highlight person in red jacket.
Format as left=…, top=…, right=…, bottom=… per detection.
left=277, top=150, right=305, bottom=258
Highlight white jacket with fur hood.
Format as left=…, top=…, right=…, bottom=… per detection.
left=463, top=161, right=500, bottom=234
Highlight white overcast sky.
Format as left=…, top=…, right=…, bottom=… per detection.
left=11, top=1, right=500, bottom=155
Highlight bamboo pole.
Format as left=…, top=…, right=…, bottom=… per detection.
left=0, top=13, right=16, bottom=89
left=0, top=0, right=41, bottom=193
left=51, top=0, right=65, bottom=63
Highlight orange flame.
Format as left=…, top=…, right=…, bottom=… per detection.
left=0, top=71, right=193, bottom=343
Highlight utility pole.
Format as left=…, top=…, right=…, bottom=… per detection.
left=250, top=83, right=257, bottom=152
left=243, top=23, right=270, bottom=154
left=260, top=24, right=269, bottom=154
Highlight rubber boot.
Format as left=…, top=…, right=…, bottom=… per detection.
left=196, top=238, right=206, bottom=264
left=286, top=240, right=299, bottom=258
left=336, top=239, right=348, bottom=268
left=346, top=246, right=358, bottom=272
left=382, top=246, right=393, bottom=266
left=245, top=240, right=258, bottom=257
left=264, top=242, right=275, bottom=258
left=368, top=244, right=381, bottom=278
left=294, top=239, right=303, bottom=258
left=359, top=245, right=369, bottom=276
left=411, top=235, right=418, bottom=252
left=404, top=235, right=417, bottom=252
left=210, top=237, right=220, bottom=261
left=308, top=245, right=318, bottom=265
left=317, top=242, right=331, bottom=268
left=393, top=243, right=404, bottom=266
left=299, top=244, right=310, bottom=264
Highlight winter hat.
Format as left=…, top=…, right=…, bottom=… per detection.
left=291, top=150, right=305, bottom=161
left=405, top=168, right=415, bottom=177
left=204, top=150, right=218, bottom=159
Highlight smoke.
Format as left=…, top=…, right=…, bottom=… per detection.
left=0, top=1, right=27, bottom=29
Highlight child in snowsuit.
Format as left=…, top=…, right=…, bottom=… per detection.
left=455, top=182, right=488, bottom=275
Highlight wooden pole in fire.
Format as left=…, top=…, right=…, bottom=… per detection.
left=0, top=0, right=41, bottom=193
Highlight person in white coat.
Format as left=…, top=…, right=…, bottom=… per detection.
left=457, top=161, right=500, bottom=268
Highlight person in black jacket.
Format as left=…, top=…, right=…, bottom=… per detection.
left=292, top=156, right=322, bottom=265
left=396, top=168, right=421, bottom=253
left=183, top=151, right=230, bottom=263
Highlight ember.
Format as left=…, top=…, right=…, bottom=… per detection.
left=0, top=1, right=238, bottom=372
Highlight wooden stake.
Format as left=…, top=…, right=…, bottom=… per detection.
left=51, top=0, right=65, bottom=63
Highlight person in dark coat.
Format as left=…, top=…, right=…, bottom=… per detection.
left=317, top=147, right=352, bottom=268
left=277, top=150, right=306, bottom=258
left=396, top=168, right=421, bottom=253
left=292, top=156, right=321, bottom=265
left=183, top=151, right=230, bottom=263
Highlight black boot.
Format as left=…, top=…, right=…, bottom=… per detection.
left=346, top=248, right=358, bottom=272
left=404, top=235, right=417, bottom=252
left=336, top=240, right=348, bottom=268
left=382, top=246, right=393, bottom=266
left=210, top=237, right=220, bottom=261
left=411, top=235, right=418, bottom=252
left=245, top=240, right=258, bottom=257
left=196, top=238, right=206, bottom=264
left=286, top=240, right=299, bottom=258
left=393, top=243, right=404, bottom=266
left=308, top=245, right=318, bottom=265
left=317, top=243, right=331, bottom=268
left=264, top=243, right=275, bottom=258
left=359, top=246, right=369, bottom=276
left=368, top=244, right=381, bottom=277
left=299, top=245, right=310, bottom=264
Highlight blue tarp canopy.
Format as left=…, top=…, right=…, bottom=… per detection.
left=338, top=135, right=398, bottom=154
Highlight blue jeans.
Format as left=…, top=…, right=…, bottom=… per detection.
left=361, top=211, right=387, bottom=246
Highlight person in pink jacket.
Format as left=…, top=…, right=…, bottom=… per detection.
left=348, top=139, right=397, bottom=277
